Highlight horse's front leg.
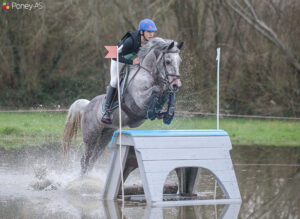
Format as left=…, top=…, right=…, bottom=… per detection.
left=144, top=85, right=161, bottom=120
left=163, top=92, right=176, bottom=125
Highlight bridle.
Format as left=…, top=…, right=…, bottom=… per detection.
left=139, top=49, right=181, bottom=92
left=124, top=48, right=181, bottom=94
left=157, top=50, right=181, bottom=92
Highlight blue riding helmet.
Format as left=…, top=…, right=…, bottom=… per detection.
left=138, top=19, right=157, bottom=32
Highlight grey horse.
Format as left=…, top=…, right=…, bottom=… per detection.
left=63, top=37, right=183, bottom=175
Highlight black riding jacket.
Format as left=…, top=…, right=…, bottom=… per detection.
left=113, top=31, right=141, bottom=65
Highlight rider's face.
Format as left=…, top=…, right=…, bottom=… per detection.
left=143, top=31, right=155, bottom=41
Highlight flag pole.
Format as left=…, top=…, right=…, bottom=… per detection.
left=116, top=45, right=125, bottom=210
left=104, top=45, right=125, bottom=215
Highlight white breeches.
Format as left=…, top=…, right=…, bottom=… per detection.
left=110, top=59, right=125, bottom=88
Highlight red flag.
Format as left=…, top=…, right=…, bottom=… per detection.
left=104, top=46, right=118, bottom=58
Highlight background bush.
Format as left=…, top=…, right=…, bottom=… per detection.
left=0, top=0, right=299, bottom=116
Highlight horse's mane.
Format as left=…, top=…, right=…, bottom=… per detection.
left=138, top=37, right=174, bottom=60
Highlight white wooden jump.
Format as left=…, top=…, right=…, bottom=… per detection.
left=102, top=129, right=241, bottom=206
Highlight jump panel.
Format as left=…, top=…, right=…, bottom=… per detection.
left=104, top=129, right=242, bottom=205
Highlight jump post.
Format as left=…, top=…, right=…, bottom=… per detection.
left=102, top=129, right=241, bottom=206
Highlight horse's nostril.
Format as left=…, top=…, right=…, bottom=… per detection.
left=172, top=84, right=178, bottom=91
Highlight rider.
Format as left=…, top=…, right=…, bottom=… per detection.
left=101, top=18, right=157, bottom=124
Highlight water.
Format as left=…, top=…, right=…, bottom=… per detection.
left=0, top=144, right=299, bottom=219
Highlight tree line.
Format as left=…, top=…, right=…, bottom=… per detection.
left=0, top=0, right=299, bottom=116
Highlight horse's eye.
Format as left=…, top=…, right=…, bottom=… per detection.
left=166, top=60, right=171, bottom=65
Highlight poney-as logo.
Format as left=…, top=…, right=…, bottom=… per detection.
left=2, top=1, right=45, bottom=10
left=3, top=1, right=10, bottom=10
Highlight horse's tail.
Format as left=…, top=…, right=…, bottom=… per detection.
left=62, top=99, right=90, bottom=158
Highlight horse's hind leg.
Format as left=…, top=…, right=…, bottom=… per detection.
left=89, top=128, right=115, bottom=167
left=81, top=131, right=98, bottom=175
left=81, top=128, right=114, bottom=174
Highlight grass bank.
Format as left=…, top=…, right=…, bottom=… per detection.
left=0, top=112, right=299, bottom=148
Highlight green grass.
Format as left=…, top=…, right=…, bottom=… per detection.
left=0, top=112, right=299, bottom=148
left=137, top=117, right=300, bottom=146
left=0, top=112, right=67, bottom=148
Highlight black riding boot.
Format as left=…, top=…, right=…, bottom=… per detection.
left=101, top=86, right=117, bottom=124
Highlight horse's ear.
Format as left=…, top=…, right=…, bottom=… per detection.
left=167, top=41, right=175, bottom=50
left=177, top=42, right=184, bottom=50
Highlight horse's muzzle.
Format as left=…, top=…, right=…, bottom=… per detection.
left=172, top=84, right=179, bottom=92
left=173, top=78, right=182, bottom=91
left=168, top=74, right=182, bottom=92
left=171, top=80, right=182, bottom=92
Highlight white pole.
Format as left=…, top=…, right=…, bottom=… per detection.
left=216, top=48, right=220, bottom=130
left=116, top=45, right=125, bottom=212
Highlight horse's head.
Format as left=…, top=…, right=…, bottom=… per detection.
left=155, top=41, right=183, bottom=92
left=123, top=38, right=184, bottom=123
left=138, top=38, right=184, bottom=93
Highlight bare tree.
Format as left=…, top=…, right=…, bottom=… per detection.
left=225, top=0, right=300, bottom=72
